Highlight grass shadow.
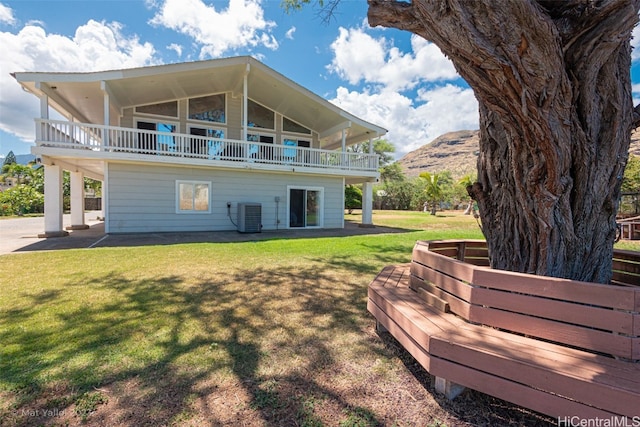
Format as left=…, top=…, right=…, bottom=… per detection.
left=1, top=261, right=388, bottom=426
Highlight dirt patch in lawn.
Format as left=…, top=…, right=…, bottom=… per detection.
left=2, top=324, right=554, bottom=427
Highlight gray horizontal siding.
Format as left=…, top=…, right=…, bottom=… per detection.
left=106, top=162, right=344, bottom=233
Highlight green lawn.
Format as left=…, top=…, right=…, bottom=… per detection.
left=0, top=210, right=636, bottom=426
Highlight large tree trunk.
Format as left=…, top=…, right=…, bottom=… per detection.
left=368, top=0, right=639, bottom=283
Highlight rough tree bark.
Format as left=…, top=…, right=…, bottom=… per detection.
left=368, top=0, right=639, bottom=283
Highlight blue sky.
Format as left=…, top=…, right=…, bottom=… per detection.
left=0, top=1, right=638, bottom=160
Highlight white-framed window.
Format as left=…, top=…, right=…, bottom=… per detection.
left=135, top=100, right=178, bottom=118
left=188, top=93, right=226, bottom=124
left=248, top=99, right=275, bottom=130
left=288, top=186, right=323, bottom=228
left=176, top=180, right=211, bottom=214
left=282, top=117, right=311, bottom=135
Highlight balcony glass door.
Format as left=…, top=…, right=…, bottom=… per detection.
left=289, top=187, right=322, bottom=228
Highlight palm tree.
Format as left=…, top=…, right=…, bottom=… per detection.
left=419, top=171, right=443, bottom=215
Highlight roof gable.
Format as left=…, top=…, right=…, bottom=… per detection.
left=13, top=56, right=386, bottom=148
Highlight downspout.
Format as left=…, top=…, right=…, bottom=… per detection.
left=242, top=63, right=250, bottom=142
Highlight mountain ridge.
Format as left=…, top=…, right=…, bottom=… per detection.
left=399, top=129, right=640, bottom=178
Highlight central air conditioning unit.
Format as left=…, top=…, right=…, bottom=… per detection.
left=237, top=203, right=262, bottom=233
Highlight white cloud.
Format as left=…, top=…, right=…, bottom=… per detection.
left=331, top=85, right=478, bottom=158
left=633, top=25, right=640, bottom=62
left=285, top=26, right=296, bottom=40
left=0, top=3, right=16, bottom=26
left=149, top=0, right=277, bottom=58
left=0, top=20, right=158, bottom=144
left=167, top=42, right=183, bottom=56
left=327, top=25, right=477, bottom=159
left=328, top=27, right=458, bottom=92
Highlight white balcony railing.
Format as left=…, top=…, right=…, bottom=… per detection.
left=35, top=119, right=379, bottom=173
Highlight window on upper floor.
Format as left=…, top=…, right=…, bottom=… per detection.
left=136, top=101, right=178, bottom=118
left=248, top=100, right=274, bottom=130
left=283, top=117, right=311, bottom=135
left=189, top=94, right=226, bottom=123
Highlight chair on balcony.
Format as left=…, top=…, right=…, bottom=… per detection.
left=208, top=140, right=224, bottom=160
left=283, top=139, right=297, bottom=164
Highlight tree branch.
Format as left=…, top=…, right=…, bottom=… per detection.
left=367, top=0, right=422, bottom=32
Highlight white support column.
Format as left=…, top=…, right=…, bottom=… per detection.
left=102, top=84, right=110, bottom=148
left=66, top=171, right=88, bottom=230
left=39, top=164, right=68, bottom=238
left=242, top=64, right=249, bottom=141
left=36, top=90, right=49, bottom=141
left=102, top=163, right=109, bottom=232
left=361, top=181, right=375, bottom=228
left=341, top=129, right=347, bottom=167
left=100, top=179, right=106, bottom=222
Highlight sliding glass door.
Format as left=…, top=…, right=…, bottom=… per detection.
left=288, top=187, right=323, bottom=228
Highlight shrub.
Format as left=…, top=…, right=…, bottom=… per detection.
left=0, top=184, right=44, bottom=216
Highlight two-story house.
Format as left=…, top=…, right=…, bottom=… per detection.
left=12, top=56, right=386, bottom=236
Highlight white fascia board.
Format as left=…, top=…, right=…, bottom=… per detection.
left=14, top=70, right=124, bottom=84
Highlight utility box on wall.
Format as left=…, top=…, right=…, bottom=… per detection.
left=237, top=203, right=262, bottom=233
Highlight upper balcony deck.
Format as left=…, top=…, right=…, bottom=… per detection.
left=34, top=119, right=380, bottom=177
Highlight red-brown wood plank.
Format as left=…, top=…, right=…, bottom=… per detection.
left=448, top=322, right=640, bottom=384
left=612, top=258, right=640, bottom=275
left=428, top=356, right=617, bottom=419
left=467, top=305, right=634, bottom=360
left=412, top=249, right=478, bottom=285
left=461, top=247, right=489, bottom=258
left=409, top=275, right=471, bottom=318
left=368, top=251, right=640, bottom=419
left=367, top=299, right=435, bottom=373
left=470, top=286, right=635, bottom=335
left=368, top=282, right=458, bottom=352
left=410, top=262, right=474, bottom=301
left=429, top=337, right=639, bottom=417
left=463, top=258, right=491, bottom=267
left=611, top=270, right=640, bottom=287
left=414, top=241, right=639, bottom=310
left=411, top=261, right=637, bottom=336
left=468, top=264, right=637, bottom=311
left=613, top=249, right=640, bottom=264
left=370, top=264, right=410, bottom=289
left=425, top=248, right=459, bottom=259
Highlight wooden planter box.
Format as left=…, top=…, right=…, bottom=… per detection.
left=368, top=240, right=640, bottom=417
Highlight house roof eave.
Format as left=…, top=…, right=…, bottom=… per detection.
left=12, top=56, right=387, bottom=143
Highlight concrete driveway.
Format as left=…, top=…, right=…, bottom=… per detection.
left=0, top=212, right=105, bottom=255
left=0, top=213, right=409, bottom=255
